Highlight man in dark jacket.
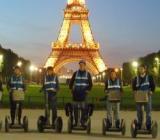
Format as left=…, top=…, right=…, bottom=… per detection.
left=69, top=60, right=93, bottom=126
left=132, top=64, right=155, bottom=130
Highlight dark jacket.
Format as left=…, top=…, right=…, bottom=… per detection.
left=69, top=70, right=93, bottom=91
left=0, top=81, right=3, bottom=91
left=132, top=74, right=155, bottom=92
left=69, top=70, right=93, bottom=101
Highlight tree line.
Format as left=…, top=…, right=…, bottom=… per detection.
left=0, top=44, right=30, bottom=82
left=122, top=50, right=160, bottom=86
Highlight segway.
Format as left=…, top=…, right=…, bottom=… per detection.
left=5, top=90, right=28, bottom=132
left=130, top=91, right=158, bottom=138
left=65, top=102, right=94, bottom=134
left=0, top=91, right=2, bottom=131
left=0, top=120, right=2, bottom=131
left=37, top=93, right=63, bottom=133
left=102, top=91, right=126, bottom=136
left=102, top=118, right=126, bottom=136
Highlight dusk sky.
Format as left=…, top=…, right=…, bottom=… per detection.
left=0, top=0, right=160, bottom=68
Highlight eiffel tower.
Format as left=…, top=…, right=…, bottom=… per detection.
left=45, top=0, right=106, bottom=75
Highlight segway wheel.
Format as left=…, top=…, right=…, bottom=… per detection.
left=37, top=116, right=44, bottom=133
left=67, top=117, right=72, bottom=133
left=151, top=121, right=158, bottom=138
left=86, top=118, right=91, bottom=134
left=5, top=116, right=10, bottom=132
left=102, top=118, right=106, bottom=135
left=130, top=120, right=137, bottom=138
left=0, top=120, right=2, bottom=131
left=55, top=117, right=63, bottom=133
left=121, top=119, right=126, bottom=136
left=23, top=116, right=29, bottom=132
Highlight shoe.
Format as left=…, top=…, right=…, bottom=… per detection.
left=106, top=119, right=112, bottom=128
left=11, top=122, right=14, bottom=126
left=116, top=120, right=120, bottom=128
left=137, top=122, right=142, bottom=130
left=146, top=123, right=151, bottom=131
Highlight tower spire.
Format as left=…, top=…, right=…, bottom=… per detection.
left=68, top=0, right=85, bottom=5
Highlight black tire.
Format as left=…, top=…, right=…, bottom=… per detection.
left=121, top=119, right=126, bottom=136
left=5, top=116, right=10, bottom=132
left=0, top=120, right=2, bottom=131
left=105, top=118, right=111, bottom=131
left=55, top=117, right=63, bottom=133
left=102, top=118, right=106, bottom=135
left=130, top=120, right=137, bottom=138
left=151, top=121, right=158, bottom=138
left=67, top=117, right=72, bottom=133
left=23, top=116, right=29, bottom=132
left=87, top=118, right=91, bottom=134
left=37, top=116, right=44, bottom=133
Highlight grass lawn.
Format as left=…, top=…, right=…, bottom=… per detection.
left=1, top=84, right=160, bottom=110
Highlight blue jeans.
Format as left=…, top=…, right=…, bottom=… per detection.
left=136, top=96, right=152, bottom=127
left=72, top=102, right=87, bottom=125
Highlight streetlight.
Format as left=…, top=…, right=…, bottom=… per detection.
left=115, top=68, right=119, bottom=73
left=29, top=65, right=36, bottom=72
left=0, top=55, right=3, bottom=72
left=102, top=72, right=106, bottom=77
left=120, top=68, right=123, bottom=80
left=17, top=61, right=22, bottom=67
left=132, top=61, right=138, bottom=68
left=29, top=65, right=37, bottom=83
left=155, top=57, right=160, bottom=77
left=102, top=72, right=106, bottom=80
left=155, top=57, right=159, bottom=62
left=92, top=76, right=96, bottom=81
left=34, top=67, right=38, bottom=72
left=39, top=69, right=42, bottom=73
left=132, top=61, right=138, bottom=75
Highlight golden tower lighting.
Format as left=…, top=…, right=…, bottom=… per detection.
left=45, top=0, right=107, bottom=75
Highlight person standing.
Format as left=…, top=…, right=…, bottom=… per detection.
left=0, top=76, right=3, bottom=103
left=7, top=66, right=26, bottom=125
left=104, top=70, right=123, bottom=128
left=132, top=64, right=155, bottom=130
left=69, top=60, right=93, bottom=126
left=41, top=66, right=59, bottom=126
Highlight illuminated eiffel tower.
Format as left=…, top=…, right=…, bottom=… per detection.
left=45, top=0, right=106, bottom=75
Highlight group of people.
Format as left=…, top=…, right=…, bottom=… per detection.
left=105, top=64, right=155, bottom=131
left=0, top=59, right=156, bottom=132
